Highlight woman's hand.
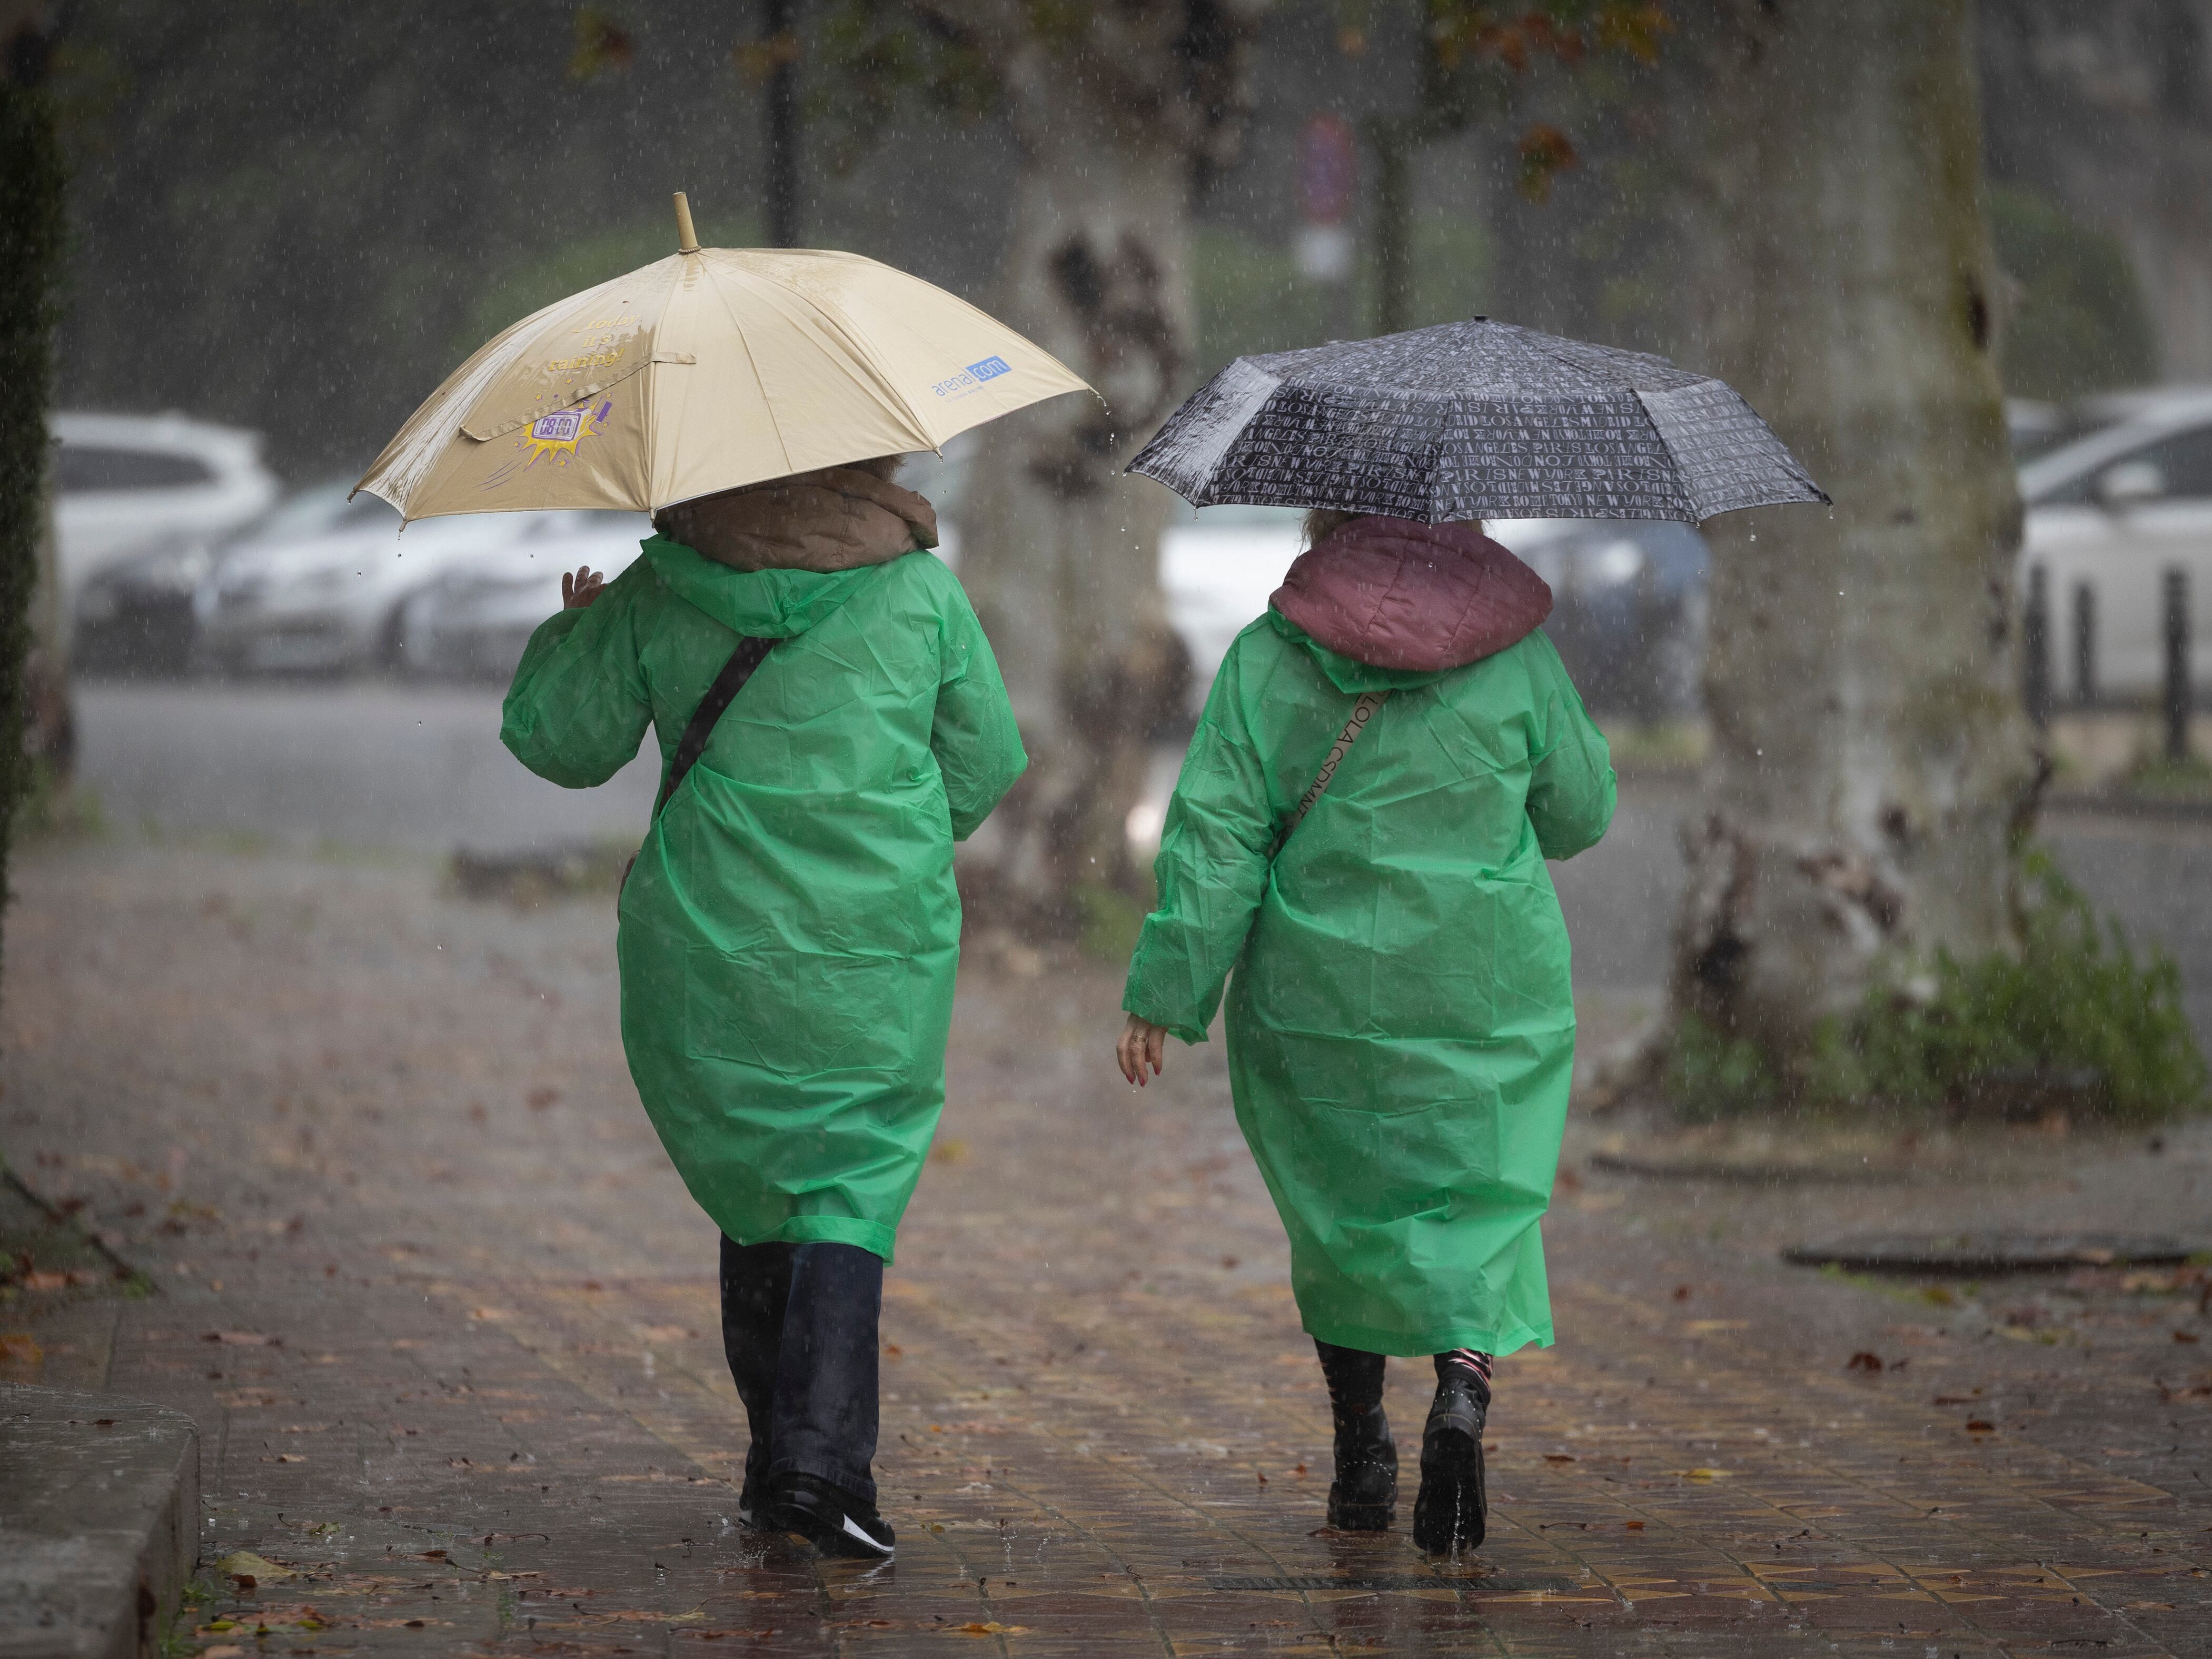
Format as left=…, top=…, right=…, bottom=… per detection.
left=562, top=566, right=607, bottom=609
left=1117, top=1013, right=1168, bottom=1087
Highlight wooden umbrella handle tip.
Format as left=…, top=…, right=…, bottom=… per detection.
left=673, top=192, right=701, bottom=254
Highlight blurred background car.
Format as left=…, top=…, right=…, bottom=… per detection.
left=394, top=512, right=651, bottom=680
left=54, top=411, right=280, bottom=622
left=195, top=492, right=608, bottom=677
left=2018, top=386, right=2212, bottom=702
left=1156, top=504, right=1708, bottom=721
left=73, top=480, right=390, bottom=678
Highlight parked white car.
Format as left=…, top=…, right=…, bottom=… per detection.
left=53, top=412, right=280, bottom=618
left=197, top=494, right=609, bottom=675
left=2019, top=388, right=2212, bottom=700
left=394, top=513, right=651, bottom=680
left=1157, top=505, right=1707, bottom=717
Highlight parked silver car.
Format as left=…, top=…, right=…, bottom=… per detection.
left=197, top=491, right=592, bottom=675
left=2019, top=387, right=2212, bottom=701
left=394, top=513, right=651, bottom=680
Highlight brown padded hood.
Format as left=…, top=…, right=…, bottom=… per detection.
left=1269, top=515, right=1554, bottom=673
left=655, top=464, right=938, bottom=575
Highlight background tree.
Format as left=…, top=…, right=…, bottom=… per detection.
left=824, top=2, right=1270, bottom=926
left=1662, top=0, right=2045, bottom=1092
left=1, top=3, right=68, bottom=980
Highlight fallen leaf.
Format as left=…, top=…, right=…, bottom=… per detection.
left=1965, top=1420, right=1995, bottom=1433
left=0, top=1334, right=44, bottom=1364
left=216, top=1551, right=295, bottom=1582
left=205, top=1330, right=280, bottom=1346
left=1543, top=1453, right=1577, bottom=1464
left=955, top=1623, right=1026, bottom=1635
left=1623, top=1520, right=1646, bottom=1530
left=1685, top=1319, right=1749, bottom=1334
left=1672, top=1468, right=1731, bottom=1481
left=467, top=1308, right=515, bottom=1323
left=260, top=1454, right=306, bottom=1463
left=2177, top=1331, right=2201, bottom=1344
left=1845, top=1352, right=1883, bottom=1373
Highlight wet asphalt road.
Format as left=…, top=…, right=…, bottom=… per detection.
left=69, top=679, right=2212, bottom=1038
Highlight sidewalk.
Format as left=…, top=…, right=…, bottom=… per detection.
left=3, top=841, right=2208, bottom=1655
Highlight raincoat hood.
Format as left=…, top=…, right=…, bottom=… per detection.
left=1269, top=516, right=1553, bottom=682
left=643, top=533, right=892, bottom=639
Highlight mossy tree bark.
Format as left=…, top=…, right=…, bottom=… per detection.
left=1668, top=0, right=2045, bottom=1079
left=901, top=2, right=1261, bottom=923
left=0, top=51, right=67, bottom=979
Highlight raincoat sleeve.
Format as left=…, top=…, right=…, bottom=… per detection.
left=930, top=583, right=1027, bottom=840
left=1121, top=640, right=1277, bottom=1044
left=500, top=562, right=656, bottom=789
left=1522, top=636, right=1616, bottom=861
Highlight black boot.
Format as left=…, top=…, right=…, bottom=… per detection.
left=1327, top=1402, right=1398, bottom=1531
left=1315, top=1339, right=1396, bottom=1531
left=736, top=1435, right=773, bottom=1529
left=771, top=1471, right=896, bottom=1560
left=1412, top=1364, right=1489, bottom=1555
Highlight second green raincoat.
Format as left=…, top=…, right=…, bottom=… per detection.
left=1124, top=522, right=1614, bottom=1357
left=503, top=535, right=1025, bottom=1260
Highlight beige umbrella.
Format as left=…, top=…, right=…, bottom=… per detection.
left=356, top=193, right=1091, bottom=521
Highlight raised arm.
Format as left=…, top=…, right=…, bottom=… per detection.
left=500, top=561, right=656, bottom=789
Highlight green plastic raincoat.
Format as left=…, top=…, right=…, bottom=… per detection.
left=502, top=535, right=1025, bottom=1259
left=1123, top=610, right=1614, bottom=1357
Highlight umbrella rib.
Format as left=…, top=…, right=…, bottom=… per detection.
left=716, top=255, right=945, bottom=448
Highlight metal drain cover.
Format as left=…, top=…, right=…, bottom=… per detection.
left=1782, top=1231, right=2197, bottom=1274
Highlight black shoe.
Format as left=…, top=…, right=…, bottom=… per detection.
left=771, top=1472, right=896, bottom=1560
left=737, top=1441, right=772, bottom=1529
left=1326, top=1404, right=1398, bottom=1531
left=1412, top=1378, right=1487, bottom=1555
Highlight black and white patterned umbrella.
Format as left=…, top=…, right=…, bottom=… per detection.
left=1128, top=319, right=1827, bottom=523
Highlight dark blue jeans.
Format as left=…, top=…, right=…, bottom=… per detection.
left=719, top=1236, right=884, bottom=1505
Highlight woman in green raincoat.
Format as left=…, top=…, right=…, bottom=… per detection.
left=503, top=458, right=1024, bottom=1560
left=1116, top=509, right=1613, bottom=1556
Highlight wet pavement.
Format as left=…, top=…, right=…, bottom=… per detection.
left=4, top=839, right=2211, bottom=1655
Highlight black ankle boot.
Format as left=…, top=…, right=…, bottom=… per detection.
left=771, top=1472, right=896, bottom=1559
left=1326, top=1403, right=1398, bottom=1531
left=1411, top=1375, right=1487, bottom=1554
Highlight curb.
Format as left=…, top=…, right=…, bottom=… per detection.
left=1, top=1383, right=201, bottom=1659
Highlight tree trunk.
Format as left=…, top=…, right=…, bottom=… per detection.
left=1669, top=0, right=2044, bottom=1077
left=0, top=48, right=68, bottom=958
left=953, top=34, right=1197, bottom=922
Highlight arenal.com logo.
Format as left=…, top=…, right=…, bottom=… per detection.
left=931, top=356, right=1013, bottom=399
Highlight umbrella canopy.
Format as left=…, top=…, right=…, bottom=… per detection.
left=358, top=195, right=1091, bottom=522
left=1128, top=319, right=1827, bottom=524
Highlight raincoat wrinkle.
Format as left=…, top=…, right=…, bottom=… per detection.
left=1124, top=539, right=1613, bottom=1357
left=503, top=534, right=1025, bottom=1260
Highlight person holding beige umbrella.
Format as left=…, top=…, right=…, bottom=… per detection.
left=357, top=195, right=1090, bottom=1559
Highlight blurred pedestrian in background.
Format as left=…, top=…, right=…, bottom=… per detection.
left=503, top=455, right=1026, bottom=1560
left=1115, top=506, right=1614, bottom=1555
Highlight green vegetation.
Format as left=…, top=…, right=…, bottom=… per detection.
left=1668, top=850, right=2207, bottom=1124
left=1989, top=184, right=2156, bottom=402
left=1191, top=215, right=1490, bottom=378
left=457, top=210, right=761, bottom=361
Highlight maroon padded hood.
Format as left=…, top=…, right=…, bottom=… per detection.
left=1269, top=516, right=1554, bottom=673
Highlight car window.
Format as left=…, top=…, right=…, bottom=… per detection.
left=2128, top=425, right=2212, bottom=499
left=56, top=445, right=216, bottom=493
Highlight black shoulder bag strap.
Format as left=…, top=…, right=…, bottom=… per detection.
left=654, top=634, right=778, bottom=815
left=620, top=634, right=777, bottom=896
left=1268, top=688, right=1390, bottom=858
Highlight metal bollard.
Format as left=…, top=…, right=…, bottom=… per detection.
left=2071, top=580, right=2097, bottom=706
left=2023, top=564, right=2051, bottom=730
left=2164, top=565, right=2191, bottom=762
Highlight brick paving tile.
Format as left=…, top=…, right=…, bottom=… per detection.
left=2, top=843, right=2208, bottom=1656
